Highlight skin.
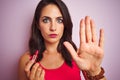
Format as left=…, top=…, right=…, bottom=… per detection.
left=39, top=4, right=64, bottom=53
left=64, top=17, right=105, bottom=76
left=18, top=4, right=106, bottom=80
left=18, top=4, right=64, bottom=80
left=39, top=4, right=65, bottom=70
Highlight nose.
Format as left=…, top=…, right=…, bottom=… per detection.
left=50, top=20, right=56, bottom=31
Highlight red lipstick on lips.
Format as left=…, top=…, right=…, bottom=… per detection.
left=49, top=34, right=57, bottom=38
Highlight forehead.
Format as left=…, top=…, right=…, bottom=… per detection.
left=40, top=4, right=62, bottom=18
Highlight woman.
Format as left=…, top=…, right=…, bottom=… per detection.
left=18, top=0, right=106, bottom=80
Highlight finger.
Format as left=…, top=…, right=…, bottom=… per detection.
left=85, top=16, right=92, bottom=43
left=40, top=69, right=45, bottom=80
left=99, top=29, right=104, bottom=49
left=90, top=19, right=97, bottom=43
left=80, top=19, right=86, bottom=43
left=27, top=50, right=39, bottom=70
left=30, top=50, right=39, bottom=60
left=30, top=63, right=40, bottom=80
left=36, top=66, right=42, bottom=79
left=24, top=50, right=39, bottom=78
left=24, top=61, right=33, bottom=77
left=25, top=54, right=37, bottom=70
left=24, top=55, right=37, bottom=77
left=63, top=41, right=78, bottom=61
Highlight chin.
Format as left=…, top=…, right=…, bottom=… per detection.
left=45, top=39, right=60, bottom=44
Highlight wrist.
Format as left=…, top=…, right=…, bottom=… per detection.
left=82, top=67, right=105, bottom=80
left=88, top=67, right=101, bottom=76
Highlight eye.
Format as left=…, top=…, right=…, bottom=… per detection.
left=42, top=18, right=50, bottom=23
left=57, top=18, right=63, bottom=24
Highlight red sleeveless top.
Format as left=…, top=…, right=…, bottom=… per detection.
left=40, top=61, right=81, bottom=80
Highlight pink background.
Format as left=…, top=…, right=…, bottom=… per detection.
left=0, top=0, right=120, bottom=80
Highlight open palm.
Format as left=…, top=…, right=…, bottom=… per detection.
left=64, top=16, right=104, bottom=73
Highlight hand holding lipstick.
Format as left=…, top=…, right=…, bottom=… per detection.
left=24, top=50, right=45, bottom=80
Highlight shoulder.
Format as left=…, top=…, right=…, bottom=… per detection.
left=18, top=51, right=31, bottom=68
left=19, top=51, right=30, bottom=64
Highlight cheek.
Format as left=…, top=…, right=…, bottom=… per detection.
left=39, top=25, right=47, bottom=37
left=59, top=26, right=64, bottom=35
left=61, top=25, right=64, bottom=32
left=39, top=23, right=47, bottom=33
left=40, top=27, right=46, bottom=35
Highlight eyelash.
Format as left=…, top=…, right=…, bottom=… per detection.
left=57, top=18, right=63, bottom=23
left=42, top=18, right=63, bottom=24
left=42, top=18, right=50, bottom=23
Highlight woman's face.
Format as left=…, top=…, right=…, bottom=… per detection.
left=39, top=4, right=64, bottom=44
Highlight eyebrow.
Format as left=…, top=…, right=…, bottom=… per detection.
left=40, top=16, right=63, bottom=19
left=57, top=17, right=63, bottom=19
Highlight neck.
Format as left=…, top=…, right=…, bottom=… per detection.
left=44, top=41, right=59, bottom=54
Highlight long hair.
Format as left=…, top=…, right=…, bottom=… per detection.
left=29, top=0, right=77, bottom=67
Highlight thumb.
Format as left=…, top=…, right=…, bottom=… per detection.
left=63, top=41, right=78, bottom=61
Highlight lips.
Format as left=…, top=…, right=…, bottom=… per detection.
left=49, top=34, right=57, bottom=38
